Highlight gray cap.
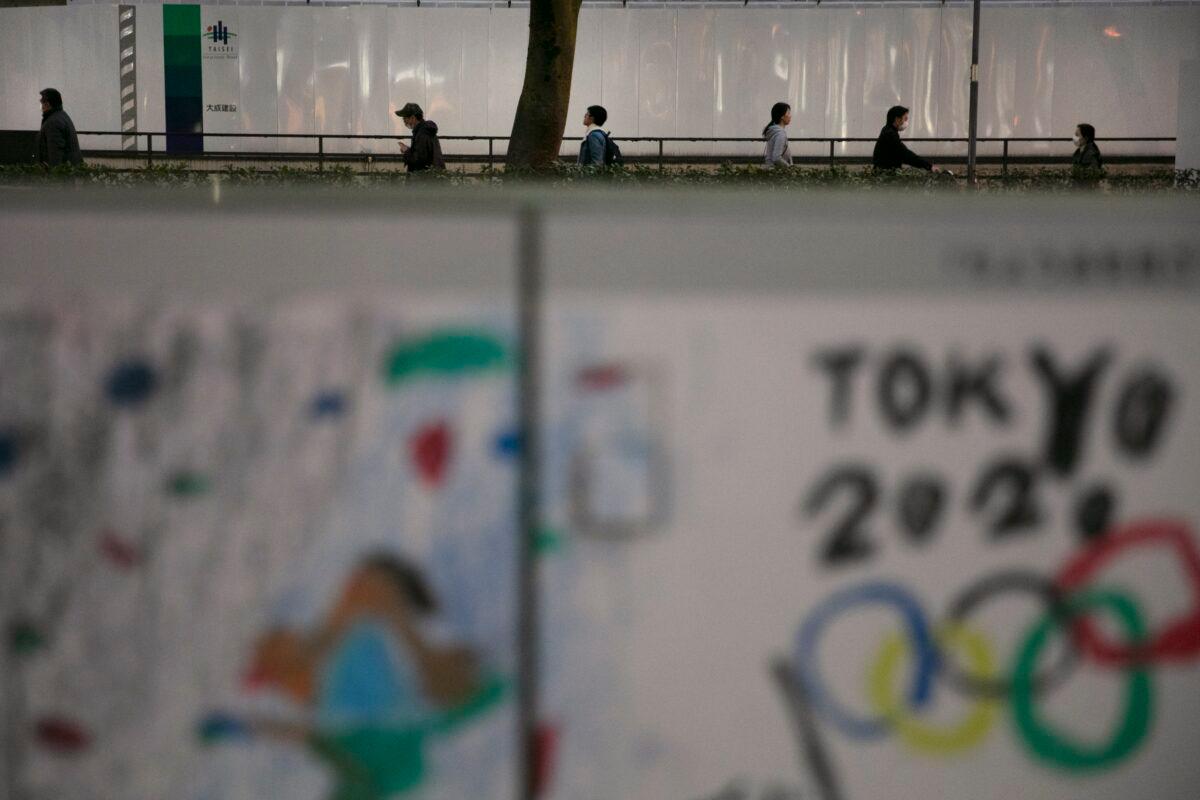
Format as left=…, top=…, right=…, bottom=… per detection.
left=394, top=102, right=424, bottom=119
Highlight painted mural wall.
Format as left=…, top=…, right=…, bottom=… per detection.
left=2, top=189, right=1199, bottom=800
left=0, top=4, right=1198, bottom=156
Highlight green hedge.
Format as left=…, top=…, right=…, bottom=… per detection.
left=3, top=161, right=1198, bottom=193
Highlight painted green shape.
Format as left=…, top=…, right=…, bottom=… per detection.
left=1011, top=589, right=1152, bottom=772
left=10, top=621, right=44, bottom=655
left=427, top=672, right=506, bottom=735
left=309, top=673, right=506, bottom=800
left=382, top=331, right=509, bottom=386
left=534, top=527, right=567, bottom=556
left=167, top=471, right=211, bottom=498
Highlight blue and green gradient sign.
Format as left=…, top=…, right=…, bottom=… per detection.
left=163, top=5, right=203, bottom=153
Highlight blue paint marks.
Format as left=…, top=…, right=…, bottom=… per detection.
left=310, top=390, right=348, bottom=420
left=0, top=430, right=17, bottom=479
left=105, top=361, right=159, bottom=408
left=197, top=713, right=253, bottom=743
left=493, top=428, right=521, bottom=460
left=318, top=621, right=429, bottom=727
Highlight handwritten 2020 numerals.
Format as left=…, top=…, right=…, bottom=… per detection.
left=803, top=344, right=1175, bottom=567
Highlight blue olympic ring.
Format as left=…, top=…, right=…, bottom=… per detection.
left=793, top=581, right=939, bottom=740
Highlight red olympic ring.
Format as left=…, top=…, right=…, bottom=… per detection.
left=1056, top=518, right=1200, bottom=666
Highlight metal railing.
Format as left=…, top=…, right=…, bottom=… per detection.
left=70, top=130, right=1177, bottom=173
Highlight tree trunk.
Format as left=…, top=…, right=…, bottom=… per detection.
left=506, top=0, right=584, bottom=170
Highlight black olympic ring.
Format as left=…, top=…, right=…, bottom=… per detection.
left=938, top=569, right=1081, bottom=700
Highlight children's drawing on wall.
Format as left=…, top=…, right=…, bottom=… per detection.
left=0, top=299, right=519, bottom=800
left=201, top=553, right=506, bottom=800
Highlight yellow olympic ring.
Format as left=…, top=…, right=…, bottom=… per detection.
left=866, top=624, right=1000, bottom=755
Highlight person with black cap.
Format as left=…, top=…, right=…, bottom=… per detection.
left=872, top=105, right=938, bottom=173
left=37, top=88, right=83, bottom=167
left=394, top=102, right=445, bottom=173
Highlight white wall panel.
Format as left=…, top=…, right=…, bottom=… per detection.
left=935, top=6, right=972, bottom=149
left=28, top=11, right=68, bottom=120
left=637, top=9, right=677, bottom=142
left=738, top=11, right=793, bottom=159
left=674, top=9, right=716, bottom=155
left=976, top=6, right=1056, bottom=157
left=421, top=8, right=465, bottom=143
left=276, top=9, right=315, bottom=154
left=458, top=8, right=491, bottom=154
left=237, top=7, right=279, bottom=152
left=1053, top=7, right=1200, bottom=156
left=863, top=8, right=940, bottom=140
left=600, top=7, right=640, bottom=141
left=1180, top=59, right=1200, bottom=170
left=313, top=8, right=354, bottom=154
left=134, top=4, right=165, bottom=148
left=488, top=9, right=528, bottom=143
left=825, top=9, right=867, bottom=155
left=787, top=11, right=829, bottom=146
left=352, top=6, right=391, bottom=155
left=389, top=6, right=426, bottom=149
left=565, top=8, right=602, bottom=157
left=711, top=10, right=745, bottom=154
left=86, top=6, right=123, bottom=149
left=0, top=11, right=33, bottom=129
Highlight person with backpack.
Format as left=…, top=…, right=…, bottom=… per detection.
left=762, top=102, right=793, bottom=168
left=579, top=105, right=609, bottom=167
left=394, top=102, right=445, bottom=173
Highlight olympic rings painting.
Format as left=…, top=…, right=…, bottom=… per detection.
left=790, top=518, right=1199, bottom=773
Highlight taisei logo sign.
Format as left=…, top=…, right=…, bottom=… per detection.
left=203, top=19, right=237, bottom=58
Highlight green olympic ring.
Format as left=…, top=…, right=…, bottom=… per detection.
left=1011, top=589, right=1153, bottom=771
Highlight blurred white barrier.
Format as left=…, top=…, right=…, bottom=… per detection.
left=0, top=188, right=1198, bottom=800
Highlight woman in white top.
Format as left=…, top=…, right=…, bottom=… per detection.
left=763, top=102, right=793, bottom=168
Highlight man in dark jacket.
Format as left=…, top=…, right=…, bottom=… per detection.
left=37, top=88, right=84, bottom=167
left=1071, top=123, right=1103, bottom=170
left=872, top=105, right=937, bottom=172
left=395, top=102, right=445, bottom=173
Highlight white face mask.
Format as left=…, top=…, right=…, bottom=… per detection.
left=1073, top=135, right=1083, bottom=147
left=899, top=121, right=908, bottom=132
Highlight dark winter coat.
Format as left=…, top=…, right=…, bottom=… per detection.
left=37, top=108, right=83, bottom=167
left=403, top=120, right=445, bottom=172
left=1072, top=141, right=1103, bottom=170
left=872, top=124, right=932, bottom=171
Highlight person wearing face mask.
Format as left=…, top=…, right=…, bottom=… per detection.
left=1071, top=123, right=1103, bottom=170
left=872, top=105, right=938, bottom=172
left=762, top=102, right=793, bottom=168
left=394, top=102, right=445, bottom=173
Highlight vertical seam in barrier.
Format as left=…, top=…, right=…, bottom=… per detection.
left=516, top=203, right=544, bottom=800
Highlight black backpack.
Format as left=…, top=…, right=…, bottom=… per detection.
left=602, top=131, right=623, bottom=166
